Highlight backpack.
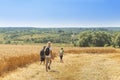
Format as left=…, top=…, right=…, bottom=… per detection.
left=40, top=49, right=44, bottom=56
left=45, top=47, right=50, bottom=55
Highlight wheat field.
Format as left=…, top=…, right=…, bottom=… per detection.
left=0, top=44, right=119, bottom=76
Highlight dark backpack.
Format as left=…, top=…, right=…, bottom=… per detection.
left=45, top=47, right=50, bottom=55
left=40, top=49, right=44, bottom=56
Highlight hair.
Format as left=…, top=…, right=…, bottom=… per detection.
left=61, top=48, right=63, bottom=49
left=47, top=41, right=51, bottom=47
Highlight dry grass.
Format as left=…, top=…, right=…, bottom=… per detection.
left=0, top=44, right=59, bottom=75
left=0, top=44, right=41, bottom=75
left=2, top=53, right=120, bottom=80
left=0, top=44, right=119, bottom=75
left=65, top=47, right=117, bottom=54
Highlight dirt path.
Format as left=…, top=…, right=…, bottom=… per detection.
left=1, top=54, right=120, bottom=80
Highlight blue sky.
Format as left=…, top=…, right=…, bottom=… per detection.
left=0, top=0, right=120, bottom=27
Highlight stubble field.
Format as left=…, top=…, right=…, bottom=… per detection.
left=0, top=44, right=120, bottom=80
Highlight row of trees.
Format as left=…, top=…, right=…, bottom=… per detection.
left=73, top=31, right=120, bottom=47
left=2, top=31, right=72, bottom=44
left=0, top=27, right=120, bottom=47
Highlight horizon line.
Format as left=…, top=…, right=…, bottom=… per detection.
left=0, top=26, right=120, bottom=28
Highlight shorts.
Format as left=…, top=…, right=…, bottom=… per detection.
left=41, top=57, right=45, bottom=61
left=60, top=55, right=63, bottom=60
left=45, top=55, right=51, bottom=64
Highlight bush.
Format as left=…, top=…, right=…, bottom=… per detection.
left=75, top=31, right=112, bottom=47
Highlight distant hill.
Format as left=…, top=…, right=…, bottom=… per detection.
left=0, top=27, right=119, bottom=44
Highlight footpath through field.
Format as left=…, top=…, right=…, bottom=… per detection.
left=1, top=53, right=120, bottom=80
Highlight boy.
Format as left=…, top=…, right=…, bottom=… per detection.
left=45, top=41, right=54, bottom=72
left=40, top=46, right=46, bottom=64
left=59, top=48, right=64, bottom=63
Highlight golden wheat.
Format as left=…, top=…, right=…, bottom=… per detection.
left=0, top=44, right=119, bottom=75
left=65, top=47, right=117, bottom=54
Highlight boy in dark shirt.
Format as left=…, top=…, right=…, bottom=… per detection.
left=40, top=46, right=46, bottom=64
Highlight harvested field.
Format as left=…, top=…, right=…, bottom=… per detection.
left=1, top=53, right=120, bottom=80
left=0, top=44, right=120, bottom=80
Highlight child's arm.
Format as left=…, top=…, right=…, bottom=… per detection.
left=51, top=50, right=54, bottom=60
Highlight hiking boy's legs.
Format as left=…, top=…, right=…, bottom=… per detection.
left=45, top=57, right=50, bottom=72
left=40, top=61, right=45, bottom=65
left=60, top=55, right=63, bottom=62
left=48, top=59, right=52, bottom=69
left=40, top=61, right=42, bottom=64
left=40, top=59, right=42, bottom=64
left=46, top=62, right=48, bottom=72
left=40, top=57, right=45, bottom=65
left=44, top=60, right=45, bottom=64
left=46, top=60, right=48, bottom=72
left=45, top=58, right=48, bottom=71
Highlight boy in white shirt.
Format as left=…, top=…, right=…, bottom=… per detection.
left=45, top=41, right=54, bottom=72
left=59, top=48, right=64, bottom=63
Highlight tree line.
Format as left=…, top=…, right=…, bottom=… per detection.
left=0, top=27, right=120, bottom=47
left=73, top=31, right=120, bottom=47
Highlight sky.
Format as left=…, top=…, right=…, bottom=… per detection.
left=0, top=0, right=120, bottom=28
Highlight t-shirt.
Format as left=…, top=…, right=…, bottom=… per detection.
left=59, top=50, right=64, bottom=56
left=49, top=47, right=52, bottom=51
left=40, top=49, right=45, bottom=57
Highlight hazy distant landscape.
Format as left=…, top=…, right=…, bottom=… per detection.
left=0, top=27, right=120, bottom=47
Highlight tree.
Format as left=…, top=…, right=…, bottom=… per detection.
left=114, top=33, right=120, bottom=47
left=5, top=40, right=11, bottom=44
left=76, top=31, right=112, bottom=47
left=78, top=31, right=92, bottom=47
left=91, top=31, right=112, bottom=47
